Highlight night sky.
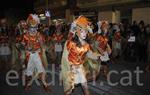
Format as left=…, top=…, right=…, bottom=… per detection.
left=0, top=0, right=34, bottom=21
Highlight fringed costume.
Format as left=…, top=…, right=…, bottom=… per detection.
left=18, top=14, right=50, bottom=93
left=60, top=16, right=101, bottom=95
left=95, top=21, right=112, bottom=79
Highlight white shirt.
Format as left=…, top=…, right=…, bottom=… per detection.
left=55, top=43, right=62, bottom=52
left=0, top=45, right=11, bottom=55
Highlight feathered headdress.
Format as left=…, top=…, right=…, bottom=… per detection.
left=97, top=20, right=109, bottom=34
left=69, top=15, right=93, bottom=37
left=26, top=14, right=40, bottom=28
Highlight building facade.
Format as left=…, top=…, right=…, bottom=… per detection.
left=34, top=0, right=150, bottom=24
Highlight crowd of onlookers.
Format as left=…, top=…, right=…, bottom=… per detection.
left=0, top=20, right=150, bottom=72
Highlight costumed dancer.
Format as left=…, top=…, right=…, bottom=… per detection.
left=53, top=20, right=64, bottom=68
left=21, top=14, right=50, bottom=92
left=60, top=16, right=101, bottom=95
left=83, top=23, right=101, bottom=82
left=15, top=20, right=28, bottom=66
left=112, top=24, right=122, bottom=63
left=95, top=20, right=112, bottom=79
left=46, top=32, right=55, bottom=64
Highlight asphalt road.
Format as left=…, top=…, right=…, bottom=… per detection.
left=0, top=60, right=150, bottom=95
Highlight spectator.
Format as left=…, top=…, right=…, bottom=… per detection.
left=145, top=24, right=150, bottom=72
left=0, top=42, right=11, bottom=70
left=137, top=21, right=148, bottom=62
left=131, top=21, right=140, bottom=37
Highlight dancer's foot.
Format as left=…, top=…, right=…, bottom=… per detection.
left=42, top=84, right=51, bottom=94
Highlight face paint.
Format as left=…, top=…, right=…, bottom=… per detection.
left=77, top=28, right=87, bottom=40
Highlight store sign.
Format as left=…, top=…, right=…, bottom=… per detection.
left=128, top=36, right=135, bottom=42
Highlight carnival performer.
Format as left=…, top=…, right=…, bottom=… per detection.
left=53, top=20, right=64, bottom=68
left=95, top=20, right=112, bottom=79
left=11, top=20, right=29, bottom=83
left=112, top=24, right=122, bottom=63
left=21, top=14, right=49, bottom=92
left=60, top=16, right=101, bottom=95
left=15, top=20, right=28, bottom=65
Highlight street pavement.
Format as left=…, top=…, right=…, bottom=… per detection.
left=0, top=60, right=150, bottom=95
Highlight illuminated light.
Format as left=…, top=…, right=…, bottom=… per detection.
left=39, top=14, right=44, bottom=17
left=53, top=19, right=57, bottom=22
left=40, top=16, right=46, bottom=20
